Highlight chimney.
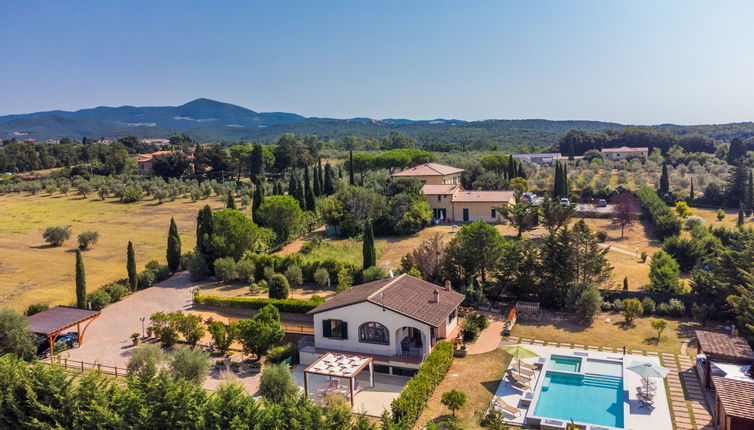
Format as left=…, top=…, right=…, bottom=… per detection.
left=443, top=280, right=451, bottom=291
left=433, top=289, right=440, bottom=303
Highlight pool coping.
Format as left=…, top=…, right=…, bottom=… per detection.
left=526, top=351, right=629, bottom=430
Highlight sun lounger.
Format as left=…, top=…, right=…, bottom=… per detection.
left=493, top=397, right=521, bottom=418
left=513, top=366, right=535, bottom=378
left=507, top=369, right=531, bottom=383
left=505, top=373, right=532, bottom=391
left=515, top=360, right=538, bottom=372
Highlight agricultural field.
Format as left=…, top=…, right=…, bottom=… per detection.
left=0, top=192, right=224, bottom=312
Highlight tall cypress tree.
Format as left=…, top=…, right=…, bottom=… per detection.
left=317, top=159, right=324, bottom=194
left=568, top=144, right=575, bottom=161
left=313, top=165, right=321, bottom=196
left=293, top=177, right=305, bottom=210
left=75, top=249, right=86, bottom=308
left=304, top=166, right=315, bottom=211
left=689, top=177, right=695, bottom=202
left=349, top=150, right=355, bottom=186
left=226, top=190, right=236, bottom=209
left=166, top=217, right=181, bottom=273
left=739, top=202, right=745, bottom=228
left=196, top=205, right=214, bottom=258
left=362, top=219, right=376, bottom=269
left=324, top=163, right=335, bottom=195
left=563, top=162, right=569, bottom=198
left=553, top=163, right=562, bottom=198
left=659, top=163, right=670, bottom=195
left=127, top=241, right=137, bottom=291
left=746, top=171, right=754, bottom=217
left=253, top=179, right=264, bottom=220
left=288, top=173, right=298, bottom=198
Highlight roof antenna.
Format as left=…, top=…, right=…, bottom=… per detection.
left=380, top=293, right=386, bottom=311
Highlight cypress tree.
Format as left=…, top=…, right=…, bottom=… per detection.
left=568, top=144, right=575, bottom=161
left=338, top=166, right=343, bottom=179
left=304, top=166, right=316, bottom=211
left=739, top=202, right=746, bottom=228
left=166, top=217, right=181, bottom=273
left=313, top=165, right=321, bottom=196
left=746, top=171, right=754, bottom=217
left=293, top=177, right=305, bottom=210
left=226, top=190, right=236, bottom=209
left=253, top=180, right=264, bottom=221
left=349, top=150, right=355, bottom=186
left=689, top=177, right=695, bottom=202
left=553, top=163, right=562, bottom=198
left=288, top=174, right=297, bottom=198
left=196, top=205, right=214, bottom=258
left=659, top=163, right=670, bottom=195
left=75, top=249, right=86, bottom=308
left=127, top=241, right=137, bottom=291
left=623, top=276, right=629, bottom=291
left=318, top=159, right=324, bottom=193
left=324, top=163, right=335, bottom=195
left=362, top=219, right=376, bottom=269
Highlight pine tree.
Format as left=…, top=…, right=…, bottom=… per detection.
left=727, top=161, right=749, bottom=205
left=324, top=163, right=335, bottom=195
left=304, top=166, right=316, bottom=211
left=739, top=202, right=745, bottom=228
left=689, top=177, right=695, bottom=202
left=349, top=150, right=355, bottom=186
left=746, top=171, right=754, bottom=217
left=362, top=219, right=376, bottom=269
left=127, top=241, right=137, bottom=291
left=75, top=249, right=86, bottom=308
left=659, top=163, right=670, bottom=195
left=226, top=190, right=236, bottom=209
left=166, top=217, right=181, bottom=273
left=313, top=165, right=321, bottom=196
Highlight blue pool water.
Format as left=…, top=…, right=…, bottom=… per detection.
left=548, top=355, right=582, bottom=372
left=533, top=371, right=624, bottom=428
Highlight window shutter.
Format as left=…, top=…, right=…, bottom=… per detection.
left=322, top=320, right=332, bottom=338
left=341, top=321, right=348, bottom=340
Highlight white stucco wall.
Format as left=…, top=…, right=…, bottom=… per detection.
left=312, top=301, right=434, bottom=358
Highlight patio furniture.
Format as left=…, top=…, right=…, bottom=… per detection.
left=318, top=379, right=341, bottom=396
left=493, top=396, right=521, bottom=418
left=641, top=378, right=657, bottom=393
left=515, top=360, right=538, bottom=372
left=501, top=344, right=540, bottom=374
left=507, top=369, right=531, bottom=383
left=636, top=387, right=654, bottom=408
left=344, top=380, right=362, bottom=399
left=513, top=366, right=535, bottom=378
left=520, top=391, right=534, bottom=407
left=515, top=301, right=542, bottom=321
left=505, top=373, right=531, bottom=391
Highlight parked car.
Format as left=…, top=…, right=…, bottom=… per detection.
left=560, top=198, right=570, bottom=205
left=597, top=199, right=607, bottom=207
left=36, top=332, right=80, bottom=358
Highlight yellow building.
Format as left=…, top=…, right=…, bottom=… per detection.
left=392, top=163, right=463, bottom=185
left=421, top=184, right=515, bottom=223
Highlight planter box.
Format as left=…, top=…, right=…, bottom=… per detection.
left=503, top=316, right=517, bottom=335
left=453, top=349, right=468, bottom=358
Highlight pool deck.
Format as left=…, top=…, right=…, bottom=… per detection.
left=491, top=345, right=673, bottom=430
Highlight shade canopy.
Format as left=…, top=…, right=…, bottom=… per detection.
left=627, top=361, right=670, bottom=379
left=27, top=306, right=100, bottom=337
left=501, top=344, right=540, bottom=360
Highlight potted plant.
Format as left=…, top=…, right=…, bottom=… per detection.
left=146, top=326, right=155, bottom=338
left=503, top=308, right=517, bottom=336
left=454, top=343, right=468, bottom=358
left=130, top=333, right=141, bottom=346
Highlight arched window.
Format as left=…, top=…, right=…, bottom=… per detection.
left=359, top=322, right=389, bottom=345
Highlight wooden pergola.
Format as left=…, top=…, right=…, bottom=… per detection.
left=27, top=306, right=101, bottom=357
left=304, top=352, right=374, bottom=407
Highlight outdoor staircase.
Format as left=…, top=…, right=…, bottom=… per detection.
left=582, top=373, right=623, bottom=389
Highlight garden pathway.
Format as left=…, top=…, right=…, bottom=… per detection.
left=503, top=336, right=715, bottom=430
left=465, top=311, right=505, bottom=355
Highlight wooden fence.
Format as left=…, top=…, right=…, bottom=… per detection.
left=43, top=357, right=127, bottom=378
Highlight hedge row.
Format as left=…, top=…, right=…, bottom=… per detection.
left=390, top=341, right=454, bottom=428
left=193, top=295, right=325, bottom=314
left=241, top=252, right=362, bottom=284
left=636, top=186, right=682, bottom=240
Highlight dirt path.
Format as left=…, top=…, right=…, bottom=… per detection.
left=275, top=225, right=325, bottom=256
left=466, top=312, right=505, bottom=355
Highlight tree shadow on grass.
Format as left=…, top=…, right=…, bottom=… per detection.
left=30, top=244, right=58, bottom=249
left=643, top=336, right=660, bottom=346
left=614, top=320, right=635, bottom=331
left=516, top=310, right=591, bottom=334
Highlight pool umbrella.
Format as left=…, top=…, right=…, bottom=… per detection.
left=501, top=344, right=539, bottom=373
left=627, top=361, right=669, bottom=387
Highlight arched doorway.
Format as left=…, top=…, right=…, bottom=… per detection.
left=396, top=326, right=426, bottom=358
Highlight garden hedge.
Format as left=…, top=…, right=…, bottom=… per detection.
left=193, top=295, right=325, bottom=314
left=390, top=341, right=454, bottom=428
left=636, top=186, right=682, bottom=240
left=241, top=252, right=361, bottom=285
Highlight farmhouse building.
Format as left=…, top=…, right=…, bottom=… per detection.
left=391, top=162, right=463, bottom=185
left=422, top=184, right=515, bottom=223
left=136, top=150, right=192, bottom=175
left=300, top=274, right=464, bottom=376
left=601, top=146, right=649, bottom=160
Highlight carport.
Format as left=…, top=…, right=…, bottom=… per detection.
left=27, top=306, right=101, bottom=356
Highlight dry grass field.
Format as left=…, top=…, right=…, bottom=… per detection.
left=0, top=193, right=226, bottom=312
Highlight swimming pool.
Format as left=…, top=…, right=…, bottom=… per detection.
left=532, top=358, right=625, bottom=428
left=548, top=355, right=582, bottom=372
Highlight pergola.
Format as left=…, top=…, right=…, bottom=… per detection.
left=303, top=352, right=374, bottom=407
left=27, top=306, right=101, bottom=357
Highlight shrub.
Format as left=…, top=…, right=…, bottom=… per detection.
left=641, top=297, right=656, bottom=315
left=622, top=298, right=643, bottom=324
left=362, top=265, right=387, bottom=282
left=462, top=312, right=489, bottom=342
left=214, top=257, right=238, bottom=283
left=266, top=343, right=298, bottom=364
left=314, top=267, right=330, bottom=286
left=285, top=265, right=303, bottom=287
left=186, top=252, right=209, bottom=281
left=24, top=303, right=49, bottom=316
left=99, top=282, right=129, bottom=302
left=601, top=301, right=613, bottom=312
left=667, top=298, right=686, bottom=316
left=43, top=226, right=71, bottom=246
left=612, top=298, right=625, bottom=312
left=656, top=302, right=670, bottom=315
left=337, top=269, right=352, bottom=292
left=259, top=363, right=299, bottom=403
left=86, top=289, right=112, bottom=310
left=127, top=344, right=166, bottom=376
left=77, top=231, right=99, bottom=250
left=123, top=185, right=143, bottom=203
left=194, top=295, right=324, bottom=314
left=268, top=274, right=290, bottom=299
left=685, top=215, right=704, bottom=230
left=640, top=251, right=648, bottom=263
left=636, top=186, right=682, bottom=240
left=263, top=266, right=275, bottom=281
left=572, top=284, right=602, bottom=324
left=137, top=270, right=155, bottom=289
left=390, top=341, right=454, bottom=428
left=236, top=259, right=255, bottom=283
left=691, top=303, right=715, bottom=326
left=441, top=389, right=467, bottom=418
left=716, top=209, right=725, bottom=221
left=596, top=231, right=608, bottom=242
left=169, top=347, right=211, bottom=385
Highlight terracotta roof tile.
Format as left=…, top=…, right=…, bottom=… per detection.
left=697, top=330, right=754, bottom=363
left=421, top=184, right=461, bottom=195
left=308, top=274, right=464, bottom=327
left=392, top=163, right=464, bottom=177
left=712, top=376, right=754, bottom=420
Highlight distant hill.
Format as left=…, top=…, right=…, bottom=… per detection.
left=2, top=98, right=753, bottom=145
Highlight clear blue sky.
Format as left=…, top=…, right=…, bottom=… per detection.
left=2, top=1, right=754, bottom=124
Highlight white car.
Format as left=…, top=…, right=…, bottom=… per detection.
left=560, top=198, right=570, bottom=205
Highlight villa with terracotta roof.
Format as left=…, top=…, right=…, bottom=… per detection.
left=136, top=150, right=193, bottom=175
left=299, top=274, right=464, bottom=376
left=601, top=146, right=649, bottom=160
left=421, top=183, right=515, bottom=223
left=391, top=162, right=464, bottom=185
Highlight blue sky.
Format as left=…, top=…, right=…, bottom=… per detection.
left=2, top=1, right=754, bottom=124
